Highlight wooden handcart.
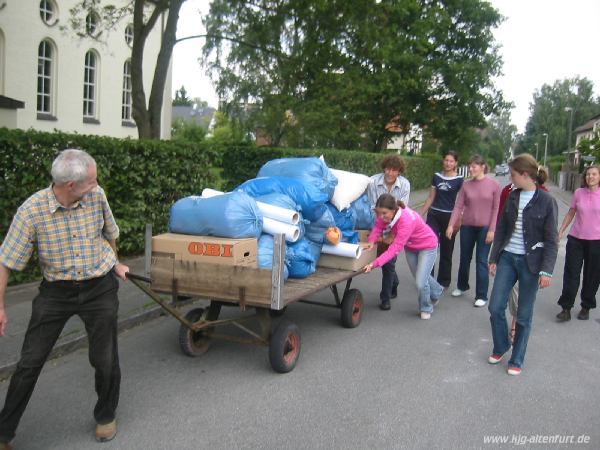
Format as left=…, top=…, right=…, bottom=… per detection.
left=128, top=232, right=366, bottom=373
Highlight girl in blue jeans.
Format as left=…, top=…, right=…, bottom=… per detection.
left=487, top=154, right=558, bottom=375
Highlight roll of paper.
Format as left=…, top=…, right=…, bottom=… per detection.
left=262, top=217, right=300, bottom=242
left=201, top=188, right=300, bottom=225
left=321, top=242, right=362, bottom=259
left=258, top=202, right=300, bottom=225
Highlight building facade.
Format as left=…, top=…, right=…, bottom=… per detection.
left=0, top=0, right=172, bottom=138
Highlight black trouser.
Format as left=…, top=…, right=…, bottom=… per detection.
left=558, top=236, right=600, bottom=310
left=380, top=256, right=399, bottom=303
left=426, top=209, right=456, bottom=287
left=0, top=272, right=121, bottom=443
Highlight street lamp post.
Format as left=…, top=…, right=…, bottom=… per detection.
left=535, top=142, right=539, bottom=161
left=543, top=132, right=549, bottom=167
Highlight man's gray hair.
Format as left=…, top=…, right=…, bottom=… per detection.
left=51, top=149, right=96, bottom=184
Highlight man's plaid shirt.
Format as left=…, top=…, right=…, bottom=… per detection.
left=0, top=185, right=119, bottom=281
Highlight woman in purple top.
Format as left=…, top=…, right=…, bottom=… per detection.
left=364, top=194, right=443, bottom=320
left=446, top=154, right=500, bottom=307
left=556, top=165, right=600, bottom=321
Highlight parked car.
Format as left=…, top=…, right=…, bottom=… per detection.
left=495, top=164, right=509, bottom=176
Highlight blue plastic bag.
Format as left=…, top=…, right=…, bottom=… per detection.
left=258, top=234, right=289, bottom=280
left=236, top=176, right=327, bottom=221
left=169, top=191, right=262, bottom=238
left=285, top=238, right=322, bottom=279
left=257, top=157, right=338, bottom=199
left=326, top=202, right=356, bottom=231
left=341, top=230, right=359, bottom=244
left=350, top=193, right=375, bottom=230
left=304, top=208, right=336, bottom=244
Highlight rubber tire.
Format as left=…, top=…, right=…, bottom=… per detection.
left=178, top=308, right=211, bottom=357
left=341, top=288, right=363, bottom=328
left=268, top=320, right=301, bottom=373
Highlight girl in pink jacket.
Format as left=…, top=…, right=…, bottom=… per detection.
left=364, top=194, right=443, bottom=319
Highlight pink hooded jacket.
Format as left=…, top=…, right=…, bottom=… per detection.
left=368, top=206, right=438, bottom=268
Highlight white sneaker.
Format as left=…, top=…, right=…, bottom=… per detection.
left=474, top=298, right=488, bottom=307
left=451, top=289, right=464, bottom=297
left=420, top=312, right=431, bottom=320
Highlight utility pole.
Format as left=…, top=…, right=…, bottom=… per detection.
left=543, top=133, right=549, bottom=167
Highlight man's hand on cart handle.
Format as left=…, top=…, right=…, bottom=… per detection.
left=114, top=263, right=130, bottom=281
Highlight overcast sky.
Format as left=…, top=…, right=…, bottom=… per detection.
left=172, top=0, right=600, bottom=133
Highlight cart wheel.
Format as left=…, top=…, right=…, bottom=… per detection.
left=178, top=308, right=211, bottom=357
left=341, top=289, right=363, bottom=328
left=268, top=320, right=301, bottom=373
left=269, top=306, right=287, bottom=317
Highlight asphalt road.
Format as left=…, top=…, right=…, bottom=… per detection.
left=2, top=175, right=599, bottom=450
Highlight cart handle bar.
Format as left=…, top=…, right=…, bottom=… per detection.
left=125, top=272, right=152, bottom=283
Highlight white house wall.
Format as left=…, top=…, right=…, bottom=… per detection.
left=0, top=0, right=171, bottom=139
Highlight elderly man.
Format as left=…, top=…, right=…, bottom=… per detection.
left=0, top=149, right=129, bottom=449
left=367, top=155, right=411, bottom=310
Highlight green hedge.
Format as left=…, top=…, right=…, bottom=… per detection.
left=0, top=129, right=439, bottom=285
left=221, top=146, right=439, bottom=191
left=0, top=128, right=220, bottom=284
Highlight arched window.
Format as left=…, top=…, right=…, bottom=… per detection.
left=37, top=39, right=55, bottom=114
left=39, top=0, right=58, bottom=26
left=124, top=24, right=134, bottom=47
left=83, top=50, right=99, bottom=120
left=86, top=11, right=99, bottom=36
left=121, top=60, right=132, bottom=121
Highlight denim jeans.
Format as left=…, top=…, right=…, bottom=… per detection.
left=405, top=248, right=444, bottom=313
left=488, top=251, right=539, bottom=369
left=0, top=272, right=121, bottom=443
left=379, top=256, right=399, bottom=303
left=458, top=225, right=491, bottom=300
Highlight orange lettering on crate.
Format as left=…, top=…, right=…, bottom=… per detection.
left=188, top=242, right=203, bottom=255
left=204, top=243, right=221, bottom=256
left=221, top=244, right=233, bottom=257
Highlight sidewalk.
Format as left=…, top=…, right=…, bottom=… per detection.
left=0, top=180, right=572, bottom=380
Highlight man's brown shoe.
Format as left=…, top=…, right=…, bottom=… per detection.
left=0, top=442, right=13, bottom=450
left=577, top=308, right=590, bottom=320
left=95, top=420, right=117, bottom=443
left=556, top=309, right=571, bottom=322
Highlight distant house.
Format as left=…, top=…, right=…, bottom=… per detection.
left=385, top=117, right=423, bottom=154
left=172, top=105, right=216, bottom=130
left=0, top=0, right=172, bottom=139
left=574, top=112, right=600, bottom=147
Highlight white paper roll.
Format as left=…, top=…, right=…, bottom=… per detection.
left=321, top=242, right=362, bottom=259
left=201, top=188, right=299, bottom=225
left=258, top=202, right=300, bottom=225
left=262, top=217, right=300, bottom=242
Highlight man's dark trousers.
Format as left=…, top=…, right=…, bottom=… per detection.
left=0, top=271, right=121, bottom=443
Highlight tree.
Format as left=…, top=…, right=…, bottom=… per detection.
left=202, top=0, right=506, bottom=151
left=479, top=110, right=517, bottom=165
left=517, top=77, right=600, bottom=158
left=172, top=85, right=193, bottom=106
left=67, top=0, right=186, bottom=139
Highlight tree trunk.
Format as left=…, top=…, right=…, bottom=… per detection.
left=131, top=0, right=154, bottom=139
left=147, top=0, right=184, bottom=139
